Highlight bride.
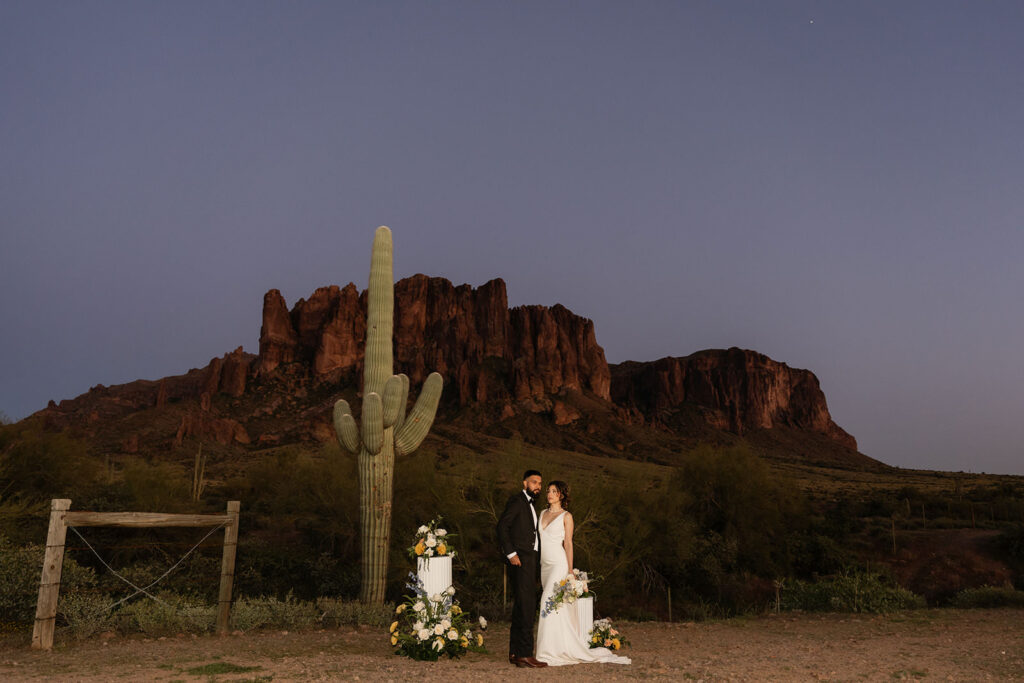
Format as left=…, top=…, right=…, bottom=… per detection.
left=535, top=480, right=630, bottom=666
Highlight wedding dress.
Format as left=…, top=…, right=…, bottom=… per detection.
left=534, top=510, right=631, bottom=666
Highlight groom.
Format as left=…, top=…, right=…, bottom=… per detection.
left=496, top=469, right=548, bottom=668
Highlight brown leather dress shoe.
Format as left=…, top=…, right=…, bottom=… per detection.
left=510, top=656, right=531, bottom=668
left=521, top=657, right=549, bottom=668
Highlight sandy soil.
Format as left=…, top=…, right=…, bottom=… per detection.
left=2, top=609, right=1022, bottom=681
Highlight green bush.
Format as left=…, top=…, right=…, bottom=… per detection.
left=0, top=536, right=97, bottom=627
left=230, top=592, right=319, bottom=632
left=782, top=571, right=925, bottom=613
left=115, top=592, right=216, bottom=636
left=316, top=598, right=395, bottom=628
left=950, top=585, right=1024, bottom=608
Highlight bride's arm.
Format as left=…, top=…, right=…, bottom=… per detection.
left=563, top=512, right=575, bottom=575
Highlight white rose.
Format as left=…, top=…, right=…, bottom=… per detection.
left=447, top=628, right=458, bottom=640
left=445, top=586, right=456, bottom=596
left=434, top=623, right=445, bottom=635
left=417, top=628, right=430, bottom=641
left=417, top=525, right=429, bottom=534
left=425, top=536, right=437, bottom=548
left=436, top=528, right=447, bottom=536
left=430, top=593, right=442, bottom=603
left=440, top=619, right=451, bottom=629
left=413, top=620, right=424, bottom=631
left=413, top=601, right=425, bottom=612
left=478, top=616, right=488, bottom=630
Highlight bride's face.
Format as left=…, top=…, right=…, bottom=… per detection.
left=546, top=485, right=561, bottom=506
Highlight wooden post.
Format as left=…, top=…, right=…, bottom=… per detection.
left=216, top=501, right=240, bottom=634
left=32, top=499, right=71, bottom=650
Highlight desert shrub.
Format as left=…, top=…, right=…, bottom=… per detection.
left=0, top=536, right=97, bottom=627
left=115, top=593, right=216, bottom=635
left=230, top=593, right=319, bottom=632
left=316, top=598, right=395, bottom=627
left=57, top=591, right=114, bottom=639
left=782, top=571, right=925, bottom=613
left=950, top=585, right=1024, bottom=608
left=995, top=524, right=1024, bottom=588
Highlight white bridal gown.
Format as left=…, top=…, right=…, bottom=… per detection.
left=535, top=510, right=631, bottom=666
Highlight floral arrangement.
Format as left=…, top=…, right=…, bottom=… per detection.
left=389, top=574, right=485, bottom=661
left=588, top=618, right=629, bottom=651
left=407, top=516, right=455, bottom=560
left=541, top=569, right=591, bottom=617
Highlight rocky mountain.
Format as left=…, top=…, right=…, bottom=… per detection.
left=32, top=275, right=868, bottom=467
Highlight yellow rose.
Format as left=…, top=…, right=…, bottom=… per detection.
left=390, top=634, right=398, bottom=645
left=389, top=621, right=398, bottom=633
left=460, top=637, right=468, bottom=647
left=476, top=633, right=484, bottom=647
left=437, top=542, right=447, bottom=555
left=591, top=636, right=599, bottom=643
left=395, top=604, right=405, bottom=614
left=451, top=605, right=462, bottom=615
left=612, top=638, right=621, bottom=650
left=415, top=539, right=425, bottom=555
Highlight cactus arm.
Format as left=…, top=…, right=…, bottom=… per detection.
left=333, top=399, right=361, bottom=453
left=394, top=373, right=410, bottom=432
left=394, top=372, right=443, bottom=455
left=381, top=375, right=403, bottom=428
left=362, top=392, right=384, bottom=455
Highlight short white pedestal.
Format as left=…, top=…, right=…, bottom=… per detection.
left=416, top=555, right=453, bottom=599
left=575, top=595, right=594, bottom=644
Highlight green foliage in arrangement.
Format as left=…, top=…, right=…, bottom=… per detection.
left=949, top=585, right=1024, bottom=608
left=781, top=571, right=926, bottom=613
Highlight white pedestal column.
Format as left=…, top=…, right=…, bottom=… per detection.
left=416, top=555, right=453, bottom=599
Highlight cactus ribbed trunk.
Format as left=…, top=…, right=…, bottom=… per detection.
left=359, top=228, right=395, bottom=604
left=334, top=226, right=444, bottom=604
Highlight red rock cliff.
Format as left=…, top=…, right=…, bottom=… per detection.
left=256, top=275, right=612, bottom=405
left=610, top=348, right=856, bottom=449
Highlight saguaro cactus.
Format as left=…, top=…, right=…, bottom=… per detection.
left=333, top=226, right=443, bottom=603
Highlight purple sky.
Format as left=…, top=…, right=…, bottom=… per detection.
left=2, top=2, right=1023, bottom=475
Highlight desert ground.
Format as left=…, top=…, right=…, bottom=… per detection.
left=1, top=609, right=1022, bottom=681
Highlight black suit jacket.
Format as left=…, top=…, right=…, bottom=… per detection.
left=496, top=490, right=539, bottom=559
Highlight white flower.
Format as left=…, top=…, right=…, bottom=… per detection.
left=445, top=585, right=456, bottom=596
left=432, top=637, right=445, bottom=652
left=425, top=535, right=437, bottom=548
left=478, top=616, right=488, bottom=630
left=417, top=525, right=429, bottom=534
left=425, top=548, right=434, bottom=557
left=447, top=628, right=459, bottom=640
left=413, top=601, right=425, bottom=612
left=433, top=623, right=445, bottom=635
left=440, top=619, right=451, bottom=629
left=413, top=620, right=424, bottom=631
left=436, top=528, right=447, bottom=537
left=417, top=628, right=430, bottom=641
left=430, top=593, right=442, bottom=603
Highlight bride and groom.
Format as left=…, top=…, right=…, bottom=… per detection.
left=496, top=469, right=631, bottom=668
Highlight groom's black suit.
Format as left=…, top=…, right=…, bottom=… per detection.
left=496, top=489, right=541, bottom=659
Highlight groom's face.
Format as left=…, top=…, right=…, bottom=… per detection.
left=524, top=475, right=542, bottom=497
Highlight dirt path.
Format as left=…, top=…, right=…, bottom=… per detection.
left=2, top=609, right=1022, bottom=681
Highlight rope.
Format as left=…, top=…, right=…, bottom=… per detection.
left=66, top=521, right=227, bottom=614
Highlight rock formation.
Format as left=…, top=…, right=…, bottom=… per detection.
left=610, top=348, right=857, bottom=449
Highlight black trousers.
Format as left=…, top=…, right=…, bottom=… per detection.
left=508, top=549, right=538, bottom=657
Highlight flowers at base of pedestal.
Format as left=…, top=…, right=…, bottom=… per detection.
left=408, top=516, right=456, bottom=560
left=541, top=569, right=592, bottom=617
left=390, top=572, right=486, bottom=661
left=588, top=618, right=630, bottom=651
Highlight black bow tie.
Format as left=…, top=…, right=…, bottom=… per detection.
left=525, top=492, right=534, bottom=502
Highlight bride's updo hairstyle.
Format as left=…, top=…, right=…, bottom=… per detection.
left=550, top=480, right=570, bottom=510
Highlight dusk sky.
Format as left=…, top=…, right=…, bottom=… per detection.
left=2, top=2, right=1022, bottom=475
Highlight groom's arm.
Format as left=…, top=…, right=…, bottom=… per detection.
left=496, top=495, right=521, bottom=559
